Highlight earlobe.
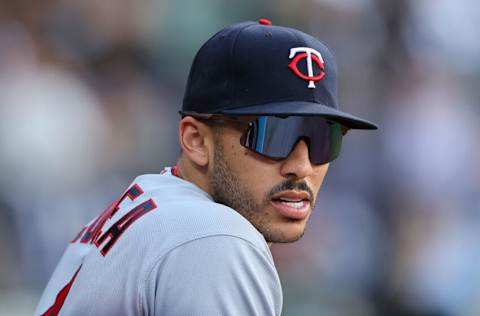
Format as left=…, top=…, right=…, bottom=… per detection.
left=178, top=117, right=211, bottom=167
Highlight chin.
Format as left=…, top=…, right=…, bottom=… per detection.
left=262, top=222, right=307, bottom=243
left=265, top=233, right=304, bottom=244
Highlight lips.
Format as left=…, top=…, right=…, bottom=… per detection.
left=270, top=191, right=312, bottom=220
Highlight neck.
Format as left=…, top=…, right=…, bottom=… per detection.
left=176, top=158, right=212, bottom=196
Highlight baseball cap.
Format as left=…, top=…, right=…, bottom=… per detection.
left=181, top=19, right=378, bottom=130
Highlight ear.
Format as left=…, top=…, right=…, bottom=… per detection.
left=178, top=116, right=214, bottom=168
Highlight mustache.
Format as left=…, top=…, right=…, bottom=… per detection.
left=266, top=179, right=314, bottom=202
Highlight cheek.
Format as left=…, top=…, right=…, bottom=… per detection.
left=311, top=164, right=329, bottom=192
left=223, top=135, right=278, bottom=199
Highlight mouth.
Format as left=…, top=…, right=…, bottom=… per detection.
left=270, top=191, right=312, bottom=220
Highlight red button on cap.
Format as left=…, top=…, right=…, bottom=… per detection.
left=258, top=18, right=272, bottom=26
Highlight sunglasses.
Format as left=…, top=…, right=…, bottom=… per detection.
left=181, top=112, right=347, bottom=165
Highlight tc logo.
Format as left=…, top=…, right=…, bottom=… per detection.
left=288, top=47, right=325, bottom=89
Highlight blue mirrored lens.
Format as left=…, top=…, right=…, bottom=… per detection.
left=240, top=116, right=343, bottom=164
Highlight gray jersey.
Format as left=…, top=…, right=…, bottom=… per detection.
left=35, top=168, right=283, bottom=316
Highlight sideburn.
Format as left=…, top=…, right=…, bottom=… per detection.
left=209, top=127, right=265, bottom=225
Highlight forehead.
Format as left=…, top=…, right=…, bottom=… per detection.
left=215, top=115, right=256, bottom=132
left=225, top=115, right=256, bottom=123
left=237, top=115, right=257, bottom=121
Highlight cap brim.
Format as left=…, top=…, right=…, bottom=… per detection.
left=219, top=101, right=378, bottom=130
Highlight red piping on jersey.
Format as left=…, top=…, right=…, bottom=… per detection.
left=172, top=165, right=181, bottom=178
left=42, top=265, right=82, bottom=316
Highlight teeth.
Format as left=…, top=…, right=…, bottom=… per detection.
left=279, top=200, right=304, bottom=208
left=279, top=197, right=303, bottom=202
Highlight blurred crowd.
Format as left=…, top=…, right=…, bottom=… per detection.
left=0, top=0, right=479, bottom=315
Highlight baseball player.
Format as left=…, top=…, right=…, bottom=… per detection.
left=35, top=19, right=377, bottom=315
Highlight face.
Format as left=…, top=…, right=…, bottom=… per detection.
left=209, top=117, right=330, bottom=243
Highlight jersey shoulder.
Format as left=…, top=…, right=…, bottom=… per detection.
left=142, top=234, right=282, bottom=316
left=115, top=173, right=272, bottom=269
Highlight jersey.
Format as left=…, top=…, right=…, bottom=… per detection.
left=34, top=167, right=283, bottom=316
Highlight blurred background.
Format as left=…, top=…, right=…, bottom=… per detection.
left=0, top=0, right=479, bottom=315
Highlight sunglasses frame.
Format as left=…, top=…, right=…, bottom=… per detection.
left=179, top=111, right=348, bottom=164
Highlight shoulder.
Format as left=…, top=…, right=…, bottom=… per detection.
left=142, top=235, right=282, bottom=316
left=114, top=173, right=270, bottom=267
left=143, top=193, right=271, bottom=265
left=139, top=173, right=267, bottom=246
left=151, top=234, right=277, bottom=280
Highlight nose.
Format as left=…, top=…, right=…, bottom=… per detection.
left=279, top=139, right=314, bottom=179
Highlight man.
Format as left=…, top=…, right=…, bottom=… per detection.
left=35, top=19, right=377, bottom=315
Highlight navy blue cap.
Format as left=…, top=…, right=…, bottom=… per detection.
left=182, top=19, right=377, bottom=130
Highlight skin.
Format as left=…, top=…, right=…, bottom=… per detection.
left=177, top=116, right=329, bottom=243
